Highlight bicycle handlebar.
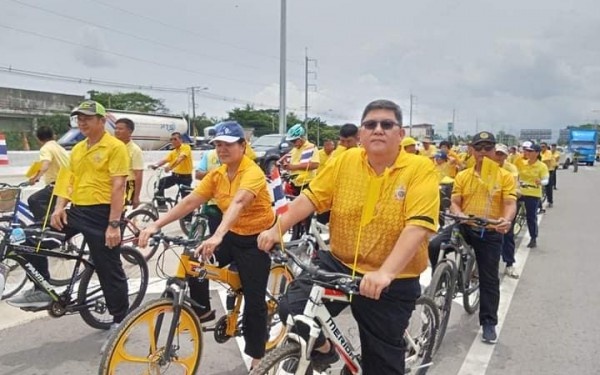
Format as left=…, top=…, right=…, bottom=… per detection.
left=441, top=213, right=502, bottom=226
left=273, top=241, right=361, bottom=295
left=150, top=232, right=199, bottom=249
left=0, top=181, right=31, bottom=189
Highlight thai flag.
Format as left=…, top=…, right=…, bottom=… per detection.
left=299, top=147, right=315, bottom=164
left=268, top=168, right=288, bottom=215
left=0, top=134, right=8, bottom=165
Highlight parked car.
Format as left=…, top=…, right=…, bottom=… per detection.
left=252, top=134, right=292, bottom=174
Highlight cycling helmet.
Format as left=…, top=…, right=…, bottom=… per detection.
left=286, top=124, right=306, bottom=141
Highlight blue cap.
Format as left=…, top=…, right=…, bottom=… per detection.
left=210, top=121, right=245, bottom=143
left=435, top=151, right=448, bottom=160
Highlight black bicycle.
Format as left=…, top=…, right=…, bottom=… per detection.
left=0, top=224, right=148, bottom=330
left=425, top=213, right=500, bottom=353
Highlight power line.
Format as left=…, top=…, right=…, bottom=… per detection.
left=85, top=0, right=304, bottom=66
left=6, top=0, right=290, bottom=76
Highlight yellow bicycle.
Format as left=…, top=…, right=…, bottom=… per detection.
left=98, top=233, right=293, bottom=375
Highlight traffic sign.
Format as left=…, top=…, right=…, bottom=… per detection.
left=519, top=129, right=552, bottom=140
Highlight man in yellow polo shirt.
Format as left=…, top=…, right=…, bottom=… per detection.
left=151, top=132, right=193, bottom=211
left=258, top=99, right=439, bottom=374
left=401, top=136, right=417, bottom=154
left=316, top=139, right=335, bottom=174
left=114, top=118, right=144, bottom=208
left=330, top=123, right=360, bottom=158
left=280, top=124, right=319, bottom=195
left=551, top=143, right=560, bottom=190
left=420, top=137, right=438, bottom=158
left=540, top=142, right=556, bottom=207
left=10, top=101, right=131, bottom=334
left=444, top=131, right=515, bottom=344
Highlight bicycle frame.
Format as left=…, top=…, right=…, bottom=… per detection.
left=438, top=225, right=475, bottom=295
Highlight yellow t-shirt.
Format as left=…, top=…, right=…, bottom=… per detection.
left=167, top=143, right=193, bottom=175
left=459, top=153, right=476, bottom=169
left=552, top=150, right=561, bottom=166
left=516, top=160, right=549, bottom=198
left=541, top=150, right=557, bottom=170
left=502, top=161, right=519, bottom=178
left=435, top=161, right=453, bottom=181
left=304, top=148, right=439, bottom=277
left=421, top=145, right=438, bottom=158
left=452, top=167, right=517, bottom=219
left=330, top=145, right=347, bottom=159
left=289, top=141, right=320, bottom=186
left=245, top=143, right=257, bottom=161
left=316, top=149, right=333, bottom=175
left=193, top=155, right=274, bottom=235
left=126, top=141, right=144, bottom=181
left=69, top=132, right=130, bottom=205
left=39, top=140, right=69, bottom=185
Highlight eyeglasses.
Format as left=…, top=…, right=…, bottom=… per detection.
left=361, top=119, right=399, bottom=130
left=472, top=143, right=495, bottom=152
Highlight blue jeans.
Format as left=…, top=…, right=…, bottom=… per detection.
left=520, top=196, right=540, bottom=240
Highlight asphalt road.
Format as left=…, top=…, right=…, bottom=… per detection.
left=1, top=166, right=599, bottom=374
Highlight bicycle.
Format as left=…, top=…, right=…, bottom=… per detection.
left=144, top=167, right=200, bottom=236
left=425, top=213, right=500, bottom=353
left=0, top=223, right=149, bottom=329
left=251, top=241, right=439, bottom=375
left=513, top=201, right=527, bottom=236
left=99, top=232, right=294, bottom=375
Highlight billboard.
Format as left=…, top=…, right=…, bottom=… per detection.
left=519, top=129, right=552, bottom=140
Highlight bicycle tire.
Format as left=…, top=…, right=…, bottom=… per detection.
left=98, top=297, right=203, bottom=375
left=78, top=246, right=148, bottom=330
left=123, top=209, right=160, bottom=261
left=513, top=206, right=526, bottom=236
left=250, top=341, right=313, bottom=375
left=425, top=261, right=455, bottom=354
left=265, top=264, right=294, bottom=351
left=461, top=254, right=480, bottom=315
left=48, top=234, right=87, bottom=286
left=1, top=257, right=28, bottom=299
left=405, top=295, right=439, bottom=375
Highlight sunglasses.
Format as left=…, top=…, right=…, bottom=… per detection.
left=361, top=119, right=399, bottom=130
left=472, top=143, right=495, bottom=152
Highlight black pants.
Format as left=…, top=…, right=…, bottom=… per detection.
left=29, top=205, right=129, bottom=323
left=27, top=184, right=56, bottom=223
left=156, top=174, right=192, bottom=205
left=502, top=220, right=517, bottom=266
left=280, top=250, right=420, bottom=375
left=520, top=196, right=539, bottom=240
left=187, top=231, right=271, bottom=359
left=462, top=226, right=503, bottom=326
left=546, top=170, right=556, bottom=201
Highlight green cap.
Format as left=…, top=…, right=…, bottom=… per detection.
left=71, top=100, right=106, bottom=117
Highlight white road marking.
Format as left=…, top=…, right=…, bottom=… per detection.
left=457, top=215, right=544, bottom=375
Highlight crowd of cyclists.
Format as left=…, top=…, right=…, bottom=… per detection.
left=1, top=98, right=560, bottom=374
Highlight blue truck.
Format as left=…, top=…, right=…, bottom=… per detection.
left=568, top=129, right=598, bottom=166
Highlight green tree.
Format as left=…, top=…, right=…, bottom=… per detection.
left=88, top=90, right=168, bottom=113
left=225, top=106, right=304, bottom=137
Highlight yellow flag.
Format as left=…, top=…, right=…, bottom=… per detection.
left=53, top=167, right=76, bottom=199
left=25, top=161, right=42, bottom=178
left=480, top=156, right=500, bottom=193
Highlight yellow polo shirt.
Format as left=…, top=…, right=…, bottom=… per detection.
left=421, top=145, right=438, bottom=158
left=126, top=141, right=144, bottom=181
left=39, top=140, right=69, bottom=185
left=69, top=132, right=129, bottom=205
left=330, top=145, right=347, bottom=159
left=452, top=167, right=517, bottom=219
left=316, top=149, right=333, bottom=175
left=304, top=148, right=439, bottom=278
left=193, top=155, right=274, bottom=235
left=541, top=150, right=557, bottom=171
left=502, top=161, right=519, bottom=178
left=289, top=141, right=320, bottom=186
left=516, top=160, right=549, bottom=198
left=167, top=143, right=193, bottom=175
left=245, top=143, right=256, bottom=161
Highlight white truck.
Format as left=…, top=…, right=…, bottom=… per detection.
left=58, top=110, right=191, bottom=150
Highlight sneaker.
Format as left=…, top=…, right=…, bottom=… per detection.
left=504, top=266, right=519, bottom=279
left=481, top=324, right=498, bottom=344
left=100, top=323, right=120, bottom=354
left=311, top=341, right=339, bottom=372
left=527, top=239, right=537, bottom=248
left=7, top=288, right=52, bottom=308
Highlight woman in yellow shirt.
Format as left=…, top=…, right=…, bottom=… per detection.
left=140, top=122, right=275, bottom=369
left=515, top=141, right=549, bottom=248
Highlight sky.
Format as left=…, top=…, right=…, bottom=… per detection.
left=1, top=0, right=600, bottom=138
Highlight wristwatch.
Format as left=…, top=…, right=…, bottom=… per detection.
left=108, top=220, right=120, bottom=229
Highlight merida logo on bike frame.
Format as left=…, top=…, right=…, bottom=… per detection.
left=24, top=262, right=54, bottom=292
left=326, top=316, right=359, bottom=362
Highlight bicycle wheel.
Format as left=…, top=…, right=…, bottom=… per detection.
left=425, top=261, right=455, bottom=353
left=404, top=296, right=439, bottom=375
left=1, top=257, right=27, bottom=299
left=122, top=209, right=160, bottom=261
left=98, top=297, right=203, bottom=375
left=461, top=255, right=480, bottom=314
left=513, top=206, right=526, bottom=236
left=48, top=234, right=87, bottom=286
left=265, top=264, right=294, bottom=351
left=250, top=341, right=313, bottom=375
left=78, top=246, right=148, bottom=330
left=178, top=207, right=202, bottom=237
left=188, top=214, right=208, bottom=242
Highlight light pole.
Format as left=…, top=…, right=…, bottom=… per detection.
left=278, top=0, right=287, bottom=135
left=189, top=86, right=208, bottom=136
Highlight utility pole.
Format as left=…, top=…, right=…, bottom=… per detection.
left=304, top=48, right=317, bottom=126
left=189, top=86, right=208, bottom=136
left=278, top=0, right=287, bottom=135
left=409, top=93, right=415, bottom=137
